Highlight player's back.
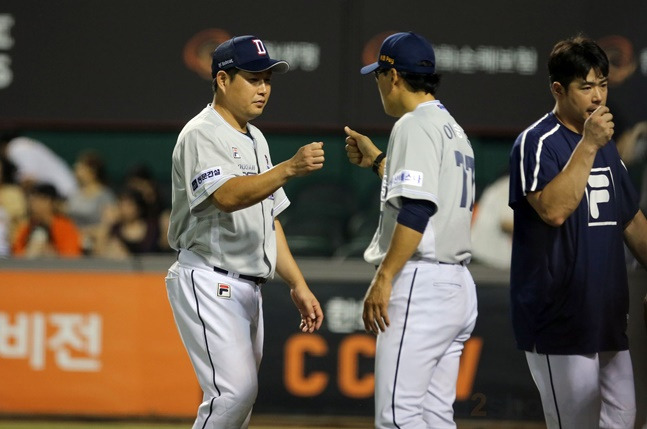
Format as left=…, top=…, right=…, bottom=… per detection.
left=416, top=101, right=473, bottom=263
left=387, top=100, right=474, bottom=264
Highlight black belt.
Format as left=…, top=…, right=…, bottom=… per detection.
left=439, top=260, right=467, bottom=266
left=213, top=266, right=267, bottom=285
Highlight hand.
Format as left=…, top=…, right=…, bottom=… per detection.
left=583, top=106, right=614, bottom=150
left=362, top=276, right=392, bottom=335
left=288, top=142, right=325, bottom=177
left=344, top=126, right=381, bottom=169
left=290, top=284, right=324, bottom=333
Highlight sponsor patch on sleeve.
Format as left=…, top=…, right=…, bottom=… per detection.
left=191, top=167, right=222, bottom=192
left=391, top=169, right=424, bottom=187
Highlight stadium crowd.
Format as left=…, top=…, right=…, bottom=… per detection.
left=0, top=132, right=171, bottom=259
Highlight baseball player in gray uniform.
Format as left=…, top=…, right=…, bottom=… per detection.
left=344, top=32, right=478, bottom=428
left=165, top=35, right=324, bottom=429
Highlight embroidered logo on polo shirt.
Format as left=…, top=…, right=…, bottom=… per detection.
left=232, top=147, right=241, bottom=159
left=586, top=167, right=617, bottom=227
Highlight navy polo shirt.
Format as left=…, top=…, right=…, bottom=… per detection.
left=508, top=112, right=639, bottom=354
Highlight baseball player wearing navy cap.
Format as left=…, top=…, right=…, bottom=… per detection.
left=165, top=35, right=324, bottom=429
left=344, top=32, right=478, bottom=428
left=509, top=35, right=647, bottom=428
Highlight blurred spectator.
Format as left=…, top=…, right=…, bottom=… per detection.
left=616, top=121, right=647, bottom=214
left=123, top=165, right=165, bottom=220
left=598, top=35, right=647, bottom=213
left=0, top=207, right=8, bottom=257
left=0, top=132, right=78, bottom=199
left=470, top=174, right=513, bottom=269
left=12, top=183, right=82, bottom=258
left=94, top=188, right=160, bottom=259
left=123, top=164, right=171, bottom=252
left=65, top=151, right=117, bottom=254
left=0, top=155, right=27, bottom=249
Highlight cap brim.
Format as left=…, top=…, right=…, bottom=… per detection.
left=239, top=60, right=290, bottom=74
left=360, top=62, right=380, bottom=75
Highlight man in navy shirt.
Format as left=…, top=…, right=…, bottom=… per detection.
left=509, top=35, right=647, bottom=428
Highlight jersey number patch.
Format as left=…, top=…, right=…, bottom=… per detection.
left=454, top=151, right=475, bottom=211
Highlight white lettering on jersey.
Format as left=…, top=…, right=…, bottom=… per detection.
left=391, top=169, right=423, bottom=187
left=191, top=167, right=222, bottom=192
left=586, top=167, right=617, bottom=226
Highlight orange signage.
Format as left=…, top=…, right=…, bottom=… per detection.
left=0, top=271, right=199, bottom=417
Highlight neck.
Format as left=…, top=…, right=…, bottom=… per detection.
left=212, top=101, right=248, bottom=133
left=399, top=92, right=436, bottom=116
left=552, top=106, right=583, bottom=135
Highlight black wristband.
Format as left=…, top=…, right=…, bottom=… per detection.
left=372, top=152, right=386, bottom=174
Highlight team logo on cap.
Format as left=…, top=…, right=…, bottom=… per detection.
left=217, top=283, right=231, bottom=298
left=252, top=39, right=267, bottom=56
left=379, top=54, right=395, bottom=64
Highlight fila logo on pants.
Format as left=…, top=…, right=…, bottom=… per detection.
left=217, top=283, right=231, bottom=299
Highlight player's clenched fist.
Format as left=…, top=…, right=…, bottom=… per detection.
left=583, top=105, right=614, bottom=149
left=289, top=142, right=325, bottom=176
left=344, top=126, right=381, bottom=169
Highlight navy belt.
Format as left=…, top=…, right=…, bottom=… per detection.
left=439, top=260, right=467, bottom=266
left=213, top=266, right=267, bottom=285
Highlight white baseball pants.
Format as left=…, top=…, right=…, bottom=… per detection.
left=525, top=349, right=635, bottom=429
left=166, top=260, right=264, bottom=429
left=374, top=261, right=478, bottom=429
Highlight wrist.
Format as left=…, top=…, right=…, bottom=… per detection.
left=372, top=152, right=386, bottom=174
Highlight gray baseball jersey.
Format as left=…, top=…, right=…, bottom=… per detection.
left=167, top=104, right=290, bottom=278
left=364, top=100, right=474, bottom=265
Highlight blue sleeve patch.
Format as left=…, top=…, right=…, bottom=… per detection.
left=191, top=167, right=222, bottom=192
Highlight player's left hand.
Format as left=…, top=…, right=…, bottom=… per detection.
left=290, top=285, right=324, bottom=333
left=363, top=277, right=392, bottom=335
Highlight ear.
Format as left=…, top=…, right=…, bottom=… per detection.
left=551, top=81, right=565, bottom=97
left=214, top=70, right=230, bottom=92
left=389, top=68, right=401, bottom=87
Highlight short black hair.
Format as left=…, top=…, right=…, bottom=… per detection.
left=548, top=35, right=609, bottom=90
left=398, top=71, right=441, bottom=96
left=394, top=61, right=441, bottom=95
left=212, top=68, right=239, bottom=93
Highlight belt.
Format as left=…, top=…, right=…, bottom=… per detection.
left=213, top=266, right=267, bottom=285
left=439, top=260, right=467, bottom=266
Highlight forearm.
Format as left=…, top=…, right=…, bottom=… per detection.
left=529, top=138, right=599, bottom=226
left=375, top=223, right=423, bottom=283
left=274, top=219, right=307, bottom=289
left=211, top=162, right=293, bottom=213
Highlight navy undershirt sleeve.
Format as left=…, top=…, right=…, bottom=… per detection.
left=396, top=197, right=436, bottom=233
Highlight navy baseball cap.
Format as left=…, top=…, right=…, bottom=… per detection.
left=211, top=35, right=289, bottom=78
left=361, top=32, right=436, bottom=75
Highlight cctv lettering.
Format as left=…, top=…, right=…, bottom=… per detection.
left=283, top=333, right=482, bottom=400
